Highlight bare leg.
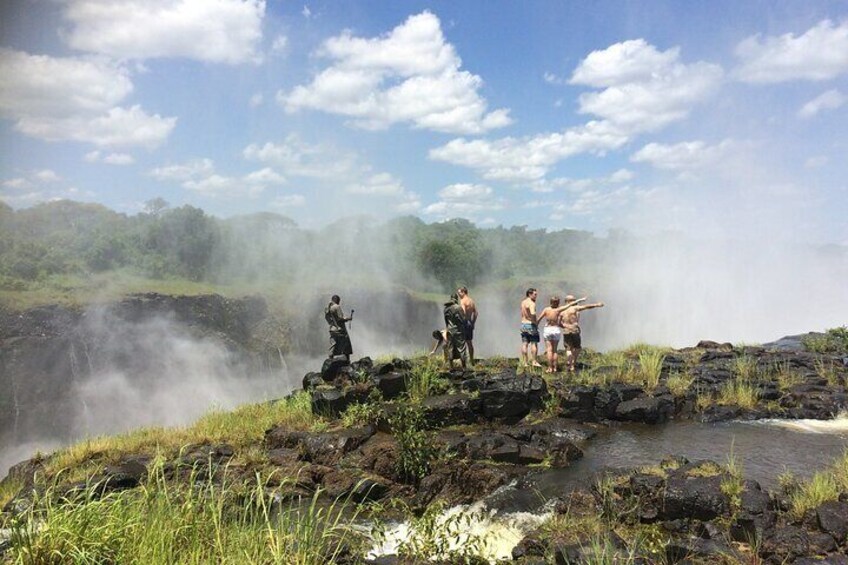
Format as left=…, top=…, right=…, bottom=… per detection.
left=571, top=347, right=581, bottom=372
left=545, top=340, right=555, bottom=373
left=530, top=343, right=542, bottom=367
left=468, top=341, right=475, bottom=366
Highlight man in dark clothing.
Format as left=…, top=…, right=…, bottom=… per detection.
left=325, top=295, right=353, bottom=360
left=443, top=293, right=468, bottom=368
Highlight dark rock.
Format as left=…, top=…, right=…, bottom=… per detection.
left=350, top=356, right=373, bottom=373
left=311, top=388, right=348, bottom=417
left=477, top=374, right=547, bottom=420
left=700, top=404, right=745, bottom=423
left=265, top=426, right=375, bottom=466
left=662, top=473, right=729, bottom=521
left=102, top=457, right=148, bottom=490
left=302, top=371, right=324, bottom=390
left=697, top=340, right=734, bottom=350
left=761, top=525, right=834, bottom=561
left=559, top=385, right=597, bottom=420
left=665, top=536, right=735, bottom=563
left=371, top=362, right=395, bottom=376
left=321, top=355, right=349, bottom=381
left=794, top=558, right=848, bottom=565
left=594, top=383, right=643, bottom=419
left=421, top=394, right=480, bottom=428
left=511, top=535, right=546, bottom=559
left=267, top=448, right=299, bottom=466
left=614, top=394, right=674, bottom=424
left=817, top=500, right=848, bottom=543
left=372, top=371, right=407, bottom=399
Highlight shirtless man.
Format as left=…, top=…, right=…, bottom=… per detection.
left=536, top=295, right=586, bottom=373
left=457, top=286, right=478, bottom=365
left=428, top=329, right=450, bottom=365
left=559, top=294, right=605, bottom=373
left=520, top=288, right=542, bottom=368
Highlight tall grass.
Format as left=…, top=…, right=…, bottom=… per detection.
left=734, top=354, right=760, bottom=382
left=45, top=392, right=319, bottom=480
left=405, top=356, right=448, bottom=402
left=789, top=449, right=848, bottom=519
left=665, top=372, right=693, bottom=396
left=8, top=462, right=366, bottom=564
left=638, top=350, right=666, bottom=390
left=717, top=380, right=760, bottom=409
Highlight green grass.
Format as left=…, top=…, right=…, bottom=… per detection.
left=788, top=449, right=848, bottom=519
left=44, top=392, right=320, bottom=481
left=733, top=354, right=760, bottom=382
left=405, top=356, right=449, bottom=402
left=717, top=380, right=760, bottom=409
left=803, top=326, right=848, bottom=354
left=665, top=372, right=693, bottom=396
left=7, top=462, right=367, bottom=565
left=638, top=350, right=666, bottom=390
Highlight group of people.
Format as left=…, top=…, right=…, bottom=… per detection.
left=325, top=286, right=603, bottom=374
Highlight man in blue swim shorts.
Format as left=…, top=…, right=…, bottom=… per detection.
left=519, top=288, right=542, bottom=368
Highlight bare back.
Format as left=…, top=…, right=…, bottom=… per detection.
left=539, top=307, right=560, bottom=326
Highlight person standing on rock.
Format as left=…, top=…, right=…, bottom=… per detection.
left=443, top=293, right=468, bottom=368
left=325, top=294, right=353, bottom=361
left=520, top=288, right=543, bottom=369
left=559, top=294, right=604, bottom=373
left=457, top=286, right=478, bottom=365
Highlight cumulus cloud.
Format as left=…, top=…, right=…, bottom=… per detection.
left=278, top=11, right=511, bottom=134
left=84, top=150, right=135, bottom=165
left=429, top=120, right=628, bottom=182
left=571, top=39, right=723, bottom=133
left=345, top=172, right=405, bottom=196
left=62, top=0, right=265, bottom=64
left=630, top=139, right=734, bottom=171
left=151, top=158, right=283, bottom=197
left=0, top=49, right=175, bottom=147
left=798, top=89, right=846, bottom=118
left=734, top=20, right=848, bottom=83
left=423, top=182, right=505, bottom=219
left=244, top=135, right=358, bottom=179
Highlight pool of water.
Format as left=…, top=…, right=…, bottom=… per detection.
left=487, top=417, right=848, bottom=512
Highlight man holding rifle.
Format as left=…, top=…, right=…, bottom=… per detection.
left=325, top=294, right=354, bottom=361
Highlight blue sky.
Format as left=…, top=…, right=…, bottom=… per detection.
left=1, top=1, right=846, bottom=242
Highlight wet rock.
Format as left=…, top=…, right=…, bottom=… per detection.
left=817, top=500, right=848, bottom=543
left=662, top=471, right=729, bottom=521
left=321, top=469, right=390, bottom=502
left=761, top=525, right=835, bottom=562
left=794, top=557, right=848, bottom=565
left=302, top=371, right=323, bottom=390
left=700, top=404, right=745, bottom=423
left=265, top=426, right=375, bottom=466
left=372, top=371, right=407, bottom=399
left=511, top=534, right=546, bottom=559
left=102, top=457, right=149, bottom=490
left=665, top=536, right=735, bottom=563
left=415, top=460, right=517, bottom=507
left=350, top=356, right=373, bottom=373
left=420, top=394, right=480, bottom=428
left=559, top=385, right=597, bottom=420
left=473, top=374, right=548, bottom=421
left=321, top=355, right=349, bottom=381
left=311, top=388, right=348, bottom=416
left=267, top=447, right=299, bottom=466
left=614, top=394, right=675, bottom=424
left=594, top=383, right=643, bottom=419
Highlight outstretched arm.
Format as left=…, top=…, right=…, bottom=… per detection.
left=554, top=296, right=587, bottom=313
left=428, top=340, right=442, bottom=356
left=577, top=302, right=604, bottom=311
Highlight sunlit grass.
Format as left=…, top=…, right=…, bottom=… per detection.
left=44, top=392, right=319, bottom=480
left=7, top=462, right=367, bottom=565
left=733, top=354, right=760, bottom=383
left=638, top=350, right=665, bottom=390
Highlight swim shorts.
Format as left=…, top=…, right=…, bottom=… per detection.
left=563, top=331, right=581, bottom=349
left=543, top=325, right=562, bottom=345
left=463, top=320, right=474, bottom=341
left=520, top=323, right=540, bottom=343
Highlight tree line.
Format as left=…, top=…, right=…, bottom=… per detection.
left=0, top=199, right=607, bottom=292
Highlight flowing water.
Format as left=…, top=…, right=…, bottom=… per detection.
left=370, top=416, right=848, bottom=562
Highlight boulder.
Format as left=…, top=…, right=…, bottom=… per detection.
left=817, top=500, right=848, bottom=543
left=614, top=395, right=675, bottom=424
left=321, top=355, right=349, bottom=381
left=420, top=394, right=480, bottom=428
left=311, top=388, right=348, bottom=417
left=662, top=472, right=729, bottom=521
left=372, top=371, right=407, bottom=399
left=302, top=371, right=324, bottom=390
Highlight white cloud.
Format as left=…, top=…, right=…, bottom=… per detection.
left=395, top=192, right=422, bottom=213
left=630, top=139, right=734, bottom=171
left=33, top=170, right=61, bottom=183
left=571, top=39, right=723, bottom=133
left=438, top=183, right=492, bottom=200
left=16, top=105, right=176, bottom=148
left=271, top=35, right=288, bottom=54
left=244, top=135, right=358, bottom=179
left=271, top=194, right=306, bottom=208
left=609, top=168, right=635, bottom=183
left=424, top=182, right=504, bottom=219
left=62, top=0, right=266, bottom=64
left=805, top=155, right=829, bottom=169
left=249, top=93, right=264, bottom=107
left=798, top=89, right=846, bottom=118
left=278, top=11, right=511, bottom=134
left=151, top=158, right=282, bottom=197
left=102, top=152, right=135, bottom=165
left=552, top=184, right=647, bottom=217
left=0, top=49, right=175, bottom=147
left=430, top=120, right=628, bottom=182
left=346, top=172, right=405, bottom=196
left=151, top=158, right=215, bottom=181
left=734, top=20, right=848, bottom=83
left=302, top=5, right=312, bottom=18
left=0, top=49, right=132, bottom=117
